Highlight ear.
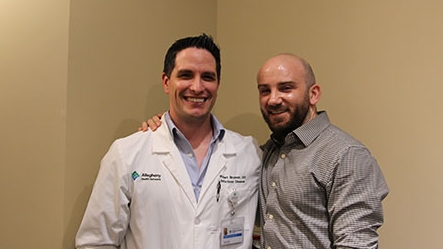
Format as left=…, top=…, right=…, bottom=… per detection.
left=309, top=84, right=321, bottom=105
left=162, top=73, right=169, bottom=94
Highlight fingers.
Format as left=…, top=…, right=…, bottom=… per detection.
left=138, top=112, right=164, bottom=132
left=138, top=121, right=148, bottom=132
left=142, top=121, right=149, bottom=131
left=147, top=118, right=159, bottom=131
left=153, top=115, right=162, bottom=126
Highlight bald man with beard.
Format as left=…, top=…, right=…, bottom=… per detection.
left=257, top=53, right=388, bottom=249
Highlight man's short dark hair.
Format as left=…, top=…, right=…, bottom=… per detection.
left=163, top=33, right=221, bottom=81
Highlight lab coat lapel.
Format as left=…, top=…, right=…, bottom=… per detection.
left=152, top=121, right=198, bottom=208
left=199, top=136, right=236, bottom=201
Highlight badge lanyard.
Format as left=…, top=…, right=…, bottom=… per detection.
left=220, top=187, right=245, bottom=246
left=228, top=188, right=239, bottom=216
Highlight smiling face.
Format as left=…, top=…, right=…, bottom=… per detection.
left=163, top=47, right=219, bottom=126
left=257, top=54, right=320, bottom=139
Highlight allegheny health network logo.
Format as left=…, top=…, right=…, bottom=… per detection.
left=132, top=171, right=161, bottom=181
left=132, top=171, right=140, bottom=180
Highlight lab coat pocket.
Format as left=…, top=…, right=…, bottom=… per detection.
left=219, top=186, right=254, bottom=227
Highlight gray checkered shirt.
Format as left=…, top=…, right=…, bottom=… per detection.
left=259, top=111, right=388, bottom=249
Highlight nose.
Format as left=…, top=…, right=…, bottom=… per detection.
left=267, top=90, right=282, bottom=106
left=189, top=77, right=204, bottom=93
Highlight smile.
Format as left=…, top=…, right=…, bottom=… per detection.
left=185, top=97, right=207, bottom=103
left=268, top=109, right=286, bottom=114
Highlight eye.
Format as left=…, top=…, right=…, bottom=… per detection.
left=176, top=70, right=194, bottom=79
left=201, top=73, right=217, bottom=82
left=279, top=84, right=294, bottom=92
left=258, top=87, right=270, bottom=95
left=178, top=73, right=193, bottom=79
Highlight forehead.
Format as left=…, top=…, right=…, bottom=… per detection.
left=257, top=56, right=305, bottom=85
left=173, top=47, right=216, bottom=73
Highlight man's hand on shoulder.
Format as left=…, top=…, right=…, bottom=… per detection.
left=138, top=112, right=164, bottom=132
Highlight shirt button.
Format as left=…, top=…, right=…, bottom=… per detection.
left=194, top=218, right=200, bottom=224
left=268, top=214, right=274, bottom=220
left=267, top=246, right=272, bottom=249
left=280, top=153, right=286, bottom=159
left=271, top=182, right=277, bottom=188
left=188, top=153, right=193, bottom=158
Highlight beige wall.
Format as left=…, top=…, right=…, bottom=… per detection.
left=1, top=0, right=442, bottom=248
left=0, top=0, right=69, bottom=248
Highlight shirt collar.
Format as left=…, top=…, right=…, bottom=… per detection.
left=271, top=111, right=330, bottom=148
left=164, top=111, right=225, bottom=143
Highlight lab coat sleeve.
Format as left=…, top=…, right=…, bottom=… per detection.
left=75, top=140, right=132, bottom=248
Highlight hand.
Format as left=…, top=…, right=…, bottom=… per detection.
left=138, top=112, right=163, bottom=132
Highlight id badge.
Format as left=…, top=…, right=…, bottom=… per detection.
left=220, top=216, right=245, bottom=246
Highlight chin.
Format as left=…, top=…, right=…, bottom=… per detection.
left=268, top=121, right=286, bottom=131
left=269, top=117, right=288, bottom=127
left=271, top=125, right=287, bottom=133
left=190, top=111, right=211, bottom=119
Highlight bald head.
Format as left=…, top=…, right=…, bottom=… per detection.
left=257, top=53, right=316, bottom=88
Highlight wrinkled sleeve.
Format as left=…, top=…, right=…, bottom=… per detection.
left=328, top=146, right=389, bottom=249
left=75, top=141, right=132, bottom=249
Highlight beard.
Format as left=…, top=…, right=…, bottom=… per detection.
left=261, top=95, right=310, bottom=140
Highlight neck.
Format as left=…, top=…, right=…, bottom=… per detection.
left=304, top=107, right=318, bottom=124
left=173, top=115, right=213, bottom=148
left=173, top=115, right=214, bottom=169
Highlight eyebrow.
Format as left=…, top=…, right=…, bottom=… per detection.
left=258, top=81, right=296, bottom=87
left=278, top=81, right=297, bottom=85
left=176, top=69, right=217, bottom=77
left=176, top=69, right=193, bottom=75
left=201, top=71, right=217, bottom=78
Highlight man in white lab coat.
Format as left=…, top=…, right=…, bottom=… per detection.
left=75, top=34, right=262, bottom=249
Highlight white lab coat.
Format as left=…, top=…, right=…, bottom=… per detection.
left=75, top=118, right=261, bottom=249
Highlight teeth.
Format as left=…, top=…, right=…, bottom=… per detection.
left=270, top=110, right=285, bottom=114
left=187, top=97, right=205, bottom=103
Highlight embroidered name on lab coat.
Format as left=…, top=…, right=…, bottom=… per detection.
left=219, top=174, right=246, bottom=184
